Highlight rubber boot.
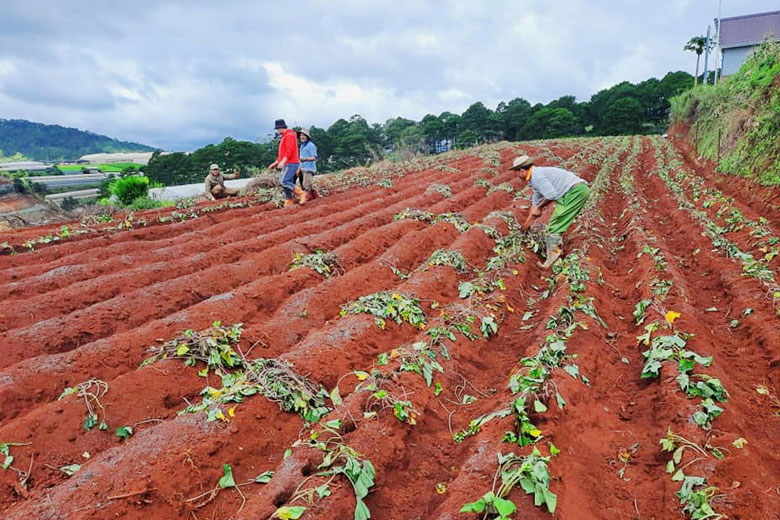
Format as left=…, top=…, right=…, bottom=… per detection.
left=284, top=199, right=295, bottom=208
left=299, top=190, right=310, bottom=205
left=538, top=234, right=563, bottom=269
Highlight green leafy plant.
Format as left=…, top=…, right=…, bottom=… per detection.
left=290, top=422, right=376, bottom=520
left=453, top=408, right=511, bottom=443
left=115, top=426, right=134, bottom=440
left=461, top=448, right=557, bottom=516
left=633, top=299, right=652, bottom=325
left=110, top=175, right=150, bottom=205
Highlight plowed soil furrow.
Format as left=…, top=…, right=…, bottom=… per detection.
left=633, top=139, right=780, bottom=516
left=0, top=165, right=456, bottom=296
left=0, top=183, right=516, bottom=423
left=3, top=137, right=774, bottom=520
left=0, top=168, right=517, bottom=364
left=234, top=141, right=625, bottom=519
left=0, top=193, right=523, bottom=516
left=0, top=167, right=479, bottom=329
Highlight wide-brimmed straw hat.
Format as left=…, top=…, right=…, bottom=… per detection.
left=510, top=155, right=534, bottom=170
left=298, top=127, right=311, bottom=139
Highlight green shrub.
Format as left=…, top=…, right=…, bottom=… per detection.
left=126, top=196, right=172, bottom=210
left=110, top=176, right=150, bottom=205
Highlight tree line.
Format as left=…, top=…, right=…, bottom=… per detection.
left=145, top=70, right=693, bottom=186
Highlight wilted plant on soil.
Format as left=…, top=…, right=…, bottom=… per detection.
left=426, top=183, right=452, bottom=197
left=182, top=358, right=331, bottom=424
left=426, top=249, right=469, bottom=272
left=487, top=182, right=514, bottom=195
left=341, top=291, right=427, bottom=329
left=59, top=379, right=109, bottom=431
left=289, top=250, right=343, bottom=277
left=141, top=321, right=244, bottom=376
left=434, top=212, right=471, bottom=232
left=393, top=207, right=434, bottom=223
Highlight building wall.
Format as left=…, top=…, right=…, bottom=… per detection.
left=722, top=45, right=755, bottom=76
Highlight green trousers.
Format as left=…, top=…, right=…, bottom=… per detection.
left=547, top=183, right=590, bottom=235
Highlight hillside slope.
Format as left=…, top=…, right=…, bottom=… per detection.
left=0, top=138, right=778, bottom=520
left=0, top=119, right=157, bottom=162
left=670, top=40, right=780, bottom=186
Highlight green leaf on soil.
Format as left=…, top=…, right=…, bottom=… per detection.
left=255, top=470, right=273, bottom=483
left=274, top=506, right=306, bottom=519
left=218, top=463, right=236, bottom=488
left=116, top=426, right=133, bottom=439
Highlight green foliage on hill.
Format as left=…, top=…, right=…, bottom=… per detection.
left=671, top=41, right=780, bottom=186
left=0, top=119, right=157, bottom=162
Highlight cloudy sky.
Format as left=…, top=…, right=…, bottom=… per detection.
left=1, top=0, right=777, bottom=150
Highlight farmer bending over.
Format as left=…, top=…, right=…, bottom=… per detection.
left=204, top=163, right=240, bottom=200
left=512, top=155, right=590, bottom=269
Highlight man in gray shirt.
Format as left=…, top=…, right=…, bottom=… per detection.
left=511, top=155, right=590, bottom=268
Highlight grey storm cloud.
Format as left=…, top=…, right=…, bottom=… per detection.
left=1, top=0, right=778, bottom=150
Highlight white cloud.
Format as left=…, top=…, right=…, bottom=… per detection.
left=1, top=0, right=778, bottom=149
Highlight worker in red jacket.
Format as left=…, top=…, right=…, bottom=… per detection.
left=267, top=119, right=300, bottom=208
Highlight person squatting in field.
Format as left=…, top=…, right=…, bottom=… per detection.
left=267, top=119, right=301, bottom=208
left=295, top=127, right=319, bottom=205
left=512, top=155, right=590, bottom=269
left=204, top=163, right=240, bottom=200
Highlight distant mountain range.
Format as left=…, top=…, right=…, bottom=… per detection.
left=0, top=119, right=157, bottom=162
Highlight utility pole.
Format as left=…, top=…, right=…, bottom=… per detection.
left=714, top=0, right=723, bottom=85
left=703, top=24, right=711, bottom=84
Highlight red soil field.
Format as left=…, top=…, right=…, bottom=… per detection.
left=0, top=137, right=778, bottom=520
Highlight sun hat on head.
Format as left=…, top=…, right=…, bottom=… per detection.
left=510, top=155, right=534, bottom=170
left=274, top=119, right=287, bottom=129
left=209, top=163, right=220, bottom=170
left=298, top=127, right=311, bottom=139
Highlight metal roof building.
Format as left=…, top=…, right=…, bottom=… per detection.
left=720, top=10, right=780, bottom=76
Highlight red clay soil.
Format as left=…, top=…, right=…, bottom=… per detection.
left=0, top=137, right=778, bottom=520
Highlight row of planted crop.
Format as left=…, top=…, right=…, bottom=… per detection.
left=650, top=136, right=780, bottom=313
left=620, top=138, right=729, bottom=519
left=448, top=136, right=632, bottom=517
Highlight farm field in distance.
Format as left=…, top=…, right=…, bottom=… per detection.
left=0, top=136, right=778, bottom=519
